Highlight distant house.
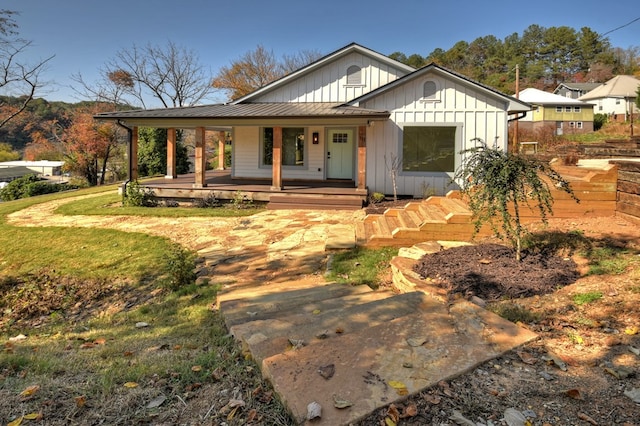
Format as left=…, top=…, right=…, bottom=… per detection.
left=516, top=88, right=594, bottom=135
left=553, top=82, right=601, bottom=99
left=96, top=43, right=529, bottom=198
left=0, top=160, right=64, bottom=177
left=578, top=75, right=640, bottom=121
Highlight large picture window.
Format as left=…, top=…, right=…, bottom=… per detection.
left=402, top=126, right=456, bottom=172
left=262, top=127, right=305, bottom=166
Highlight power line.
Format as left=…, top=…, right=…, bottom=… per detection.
left=601, top=17, right=640, bottom=37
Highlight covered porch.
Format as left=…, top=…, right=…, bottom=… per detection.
left=142, top=169, right=367, bottom=209
left=95, top=103, right=390, bottom=209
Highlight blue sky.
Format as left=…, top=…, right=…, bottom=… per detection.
left=4, top=0, right=640, bottom=105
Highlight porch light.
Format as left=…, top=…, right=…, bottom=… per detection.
left=312, top=132, right=319, bottom=144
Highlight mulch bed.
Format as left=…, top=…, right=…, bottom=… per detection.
left=413, top=243, right=580, bottom=301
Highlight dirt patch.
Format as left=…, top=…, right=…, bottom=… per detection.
left=413, top=243, right=580, bottom=301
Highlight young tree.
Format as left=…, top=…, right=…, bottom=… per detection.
left=455, top=138, right=577, bottom=261
left=0, top=10, right=54, bottom=129
left=137, top=127, right=189, bottom=177
left=61, top=105, right=124, bottom=186
left=212, top=45, right=322, bottom=100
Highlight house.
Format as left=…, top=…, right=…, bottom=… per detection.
left=578, top=75, right=640, bottom=122
left=516, top=88, right=594, bottom=135
left=553, top=82, right=601, bottom=99
left=0, top=160, right=65, bottom=177
left=95, top=43, right=530, bottom=201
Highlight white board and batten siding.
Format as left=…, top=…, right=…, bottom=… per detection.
left=252, top=51, right=408, bottom=104
left=232, top=126, right=326, bottom=181
left=362, top=72, right=510, bottom=198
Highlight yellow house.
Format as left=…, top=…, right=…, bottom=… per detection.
left=516, top=88, right=594, bottom=135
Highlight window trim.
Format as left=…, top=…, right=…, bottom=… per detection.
left=556, top=106, right=563, bottom=113
left=397, top=122, right=462, bottom=176
left=259, top=127, right=308, bottom=169
left=574, top=106, right=581, bottom=113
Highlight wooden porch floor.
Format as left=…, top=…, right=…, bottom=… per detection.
left=141, top=170, right=367, bottom=209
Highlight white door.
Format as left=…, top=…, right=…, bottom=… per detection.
left=326, top=128, right=354, bottom=179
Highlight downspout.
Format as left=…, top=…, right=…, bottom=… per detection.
left=508, top=111, right=527, bottom=122
left=116, top=120, right=133, bottom=204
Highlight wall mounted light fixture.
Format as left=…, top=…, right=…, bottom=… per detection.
left=312, top=131, right=319, bottom=144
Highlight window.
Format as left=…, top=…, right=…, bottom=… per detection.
left=565, top=106, right=572, bottom=112
left=332, top=132, right=349, bottom=144
left=569, top=122, right=575, bottom=128
left=423, top=81, right=438, bottom=100
left=402, top=126, right=455, bottom=173
left=262, top=127, right=305, bottom=167
left=577, top=122, right=583, bottom=129
left=346, top=65, right=362, bottom=85
left=556, top=106, right=563, bottom=113
left=574, top=106, right=581, bottom=113
left=616, top=99, right=621, bottom=105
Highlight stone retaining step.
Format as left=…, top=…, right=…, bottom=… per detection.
left=261, top=299, right=538, bottom=425
left=229, top=291, right=431, bottom=365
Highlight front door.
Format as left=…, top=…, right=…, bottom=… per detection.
left=326, top=128, right=354, bottom=179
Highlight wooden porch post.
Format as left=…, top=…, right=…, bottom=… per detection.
left=131, top=126, right=139, bottom=181
left=357, top=125, right=367, bottom=193
left=194, top=127, right=207, bottom=188
left=166, top=128, right=177, bottom=179
left=271, top=126, right=282, bottom=191
left=217, top=131, right=226, bottom=170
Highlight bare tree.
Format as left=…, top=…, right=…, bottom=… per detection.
left=0, top=10, right=54, bottom=129
left=212, top=45, right=323, bottom=100
left=74, top=41, right=214, bottom=109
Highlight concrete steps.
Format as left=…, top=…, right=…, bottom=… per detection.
left=217, top=277, right=538, bottom=425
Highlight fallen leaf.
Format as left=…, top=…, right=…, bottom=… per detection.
left=333, top=394, right=353, bottom=409
left=387, top=404, right=400, bottom=423
left=312, top=309, right=321, bottom=315
left=542, top=351, right=567, bottom=371
left=317, top=364, right=335, bottom=380
left=516, top=350, right=537, bottom=365
left=227, top=405, right=239, bottom=420
left=246, top=409, right=258, bottom=422
left=123, top=382, right=138, bottom=388
left=623, top=387, right=640, bottom=403
left=503, top=407, right=527, bottom=426
left=624, top=326, right=638, bottom=335
left=9, top=334, right=27, bottom=342
left=403, top=403, right=418, bottom=417
left=629, top=346, right=640, bottom=356
left=173, top=344, right=182, bottom=350
left=335, top=327, right=344, bottom=334
left=191, top=365, right=202, bottom=372
left=388, top=380, right=409, bottom=396
left=7, top=417, right=23, bottom=426
left=424, top=393, right=441, bottom=404
left=80, top=342, right=96, bottom=349
left=306, top=401, right=322, bottom=420
left=449, top=409, right=475, bottom=426
left=75, top=395, right=86, bottom=407
left=577, top=412, right=598, bottom=425
left=185, top=382, right=202, bottom=391
left=135, top=322, right=149, bottom=328
left=94, top=338, right=106, bottom=345
left=228, top=398, right=245, bottom=408
left=385, top=417, right=397, bottom=426
left=19, top=385, right=40, bottom=398
left=146, top=395, right=167, bottom=409
left=565, top=388, right=583, bottom=400
left=23, top=413, right=40, bottom=420
left=605, top=366, right=634, bottom=379
left=123, top=351, right=134, bottom=357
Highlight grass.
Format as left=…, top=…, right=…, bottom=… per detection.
left=325, top=246, right=398, bottom=288
left=0, top=186, right=292, bottom=425
left=572, top=291, right=603, bottom=305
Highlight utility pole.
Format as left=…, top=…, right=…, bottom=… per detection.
left=514, top=64, right=519, bottom=153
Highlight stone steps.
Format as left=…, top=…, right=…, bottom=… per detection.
left=217, top=268, right=538, bottom=425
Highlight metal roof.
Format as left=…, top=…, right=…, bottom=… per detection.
left=517, top=88, right=591, bottom=106
left=94, top=102, right=390, bottom=121
left=578, top=75, right=640, bottom=101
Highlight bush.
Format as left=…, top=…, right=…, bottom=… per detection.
left=369, top=192, right=386, bottom=204
left=123, top=181, right=158, bottom=207
left=0, top=174, right=79, bottom=201
left=194, top=193, right=220, bottom=208
left=593, top=113, right=608, bottom=131
left=163, top=244, right=197, bottom=290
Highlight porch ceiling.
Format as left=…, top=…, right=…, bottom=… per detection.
left=94, top=102, right=390, bottom=128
